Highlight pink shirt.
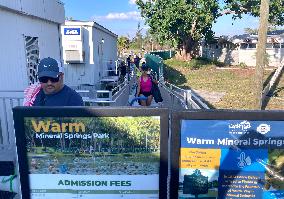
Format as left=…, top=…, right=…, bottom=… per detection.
left=140, top=76, right=152, bottom=92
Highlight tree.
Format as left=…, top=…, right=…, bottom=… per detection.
left=117, top=36, right=130, bottom=56
left=132, top=22, right=143, bottom=50
left=137, top=0, right=283, bottom=61
left=136, top=0, right=219, bottom=60
left=255, top=0, right=270, bottom=109
left=225, top=0, right=283, bottom=109
left=224, top=0, right=284, bottom=26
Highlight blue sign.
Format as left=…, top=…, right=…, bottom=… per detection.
left=181, top=120, right=284, bottom=149
left=179, top=119, right=284, bottom=199
left=64, top=28, right=81, bottom=35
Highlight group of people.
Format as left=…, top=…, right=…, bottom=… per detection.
left=23, top=55, right=162, bottom=107
left=125, top=54, right=162, bottom=106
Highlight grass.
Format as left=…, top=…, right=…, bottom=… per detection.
left=164, top=58, right=283, bottom=110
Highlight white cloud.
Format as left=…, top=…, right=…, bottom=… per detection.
left=129, top=0, right=136, bottom=5
left=93, top=11, right=142, bottom=21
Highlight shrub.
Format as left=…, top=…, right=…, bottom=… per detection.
left=239, top=62, right=248, bottom=68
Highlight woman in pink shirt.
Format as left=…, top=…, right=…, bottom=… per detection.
left=137, top=65, right=153, bottom=106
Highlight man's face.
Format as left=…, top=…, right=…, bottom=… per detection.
left=39, top=73, right=64, bottom=95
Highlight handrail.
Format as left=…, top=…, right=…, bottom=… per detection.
left=161, top=81, right=210, bottom=109
left=160, top=82, right=188, bottom=109
left=262, top=64, right=284, bottom=101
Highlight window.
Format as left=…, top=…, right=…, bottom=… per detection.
left=266, top=43, right=273, bottom=48
left=281, top=43, right=284, bottom=48
left=240, top=43, right=248, bottom=49
left=273, top=43, right=280, bottom=48
left=248, top=43, right=256, bottom=49
left=25, top=36, right=39, bottom=85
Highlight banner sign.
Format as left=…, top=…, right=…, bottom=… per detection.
left=13, top=107, right=168, bottom=199
left=171, top=110, right=284, bottom=199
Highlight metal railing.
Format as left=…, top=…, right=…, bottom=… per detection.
left=160, top=82, right=210, bottom=110
left=111, top=77, right=134, bottom=106
left=0, top=91, right=24, bottom=145
left=262, top=64, right=284, bottom=101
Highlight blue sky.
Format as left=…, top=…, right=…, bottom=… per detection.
left=61, top=0, right=260, bottom=38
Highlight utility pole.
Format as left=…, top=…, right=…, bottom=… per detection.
left=255, top=0, right=270, bottom=109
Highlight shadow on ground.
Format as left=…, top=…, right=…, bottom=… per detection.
left=163, top=64, right=187, bottom=86
left=262, top=69, right=283, bottom=109
left=163, top=63, right=217, bottom=109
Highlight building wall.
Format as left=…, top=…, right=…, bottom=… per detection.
left=0, top=0, right=64, bottom=24
left=92, top=26, right=118, bottom=81
left=63, top=23, right=118, bottom=87
left=202, top=43, right=284, bottom=67
left=202, top=44, right=239, bottom=66
left=62, top=26, right=91, bottom=87
left=0, top=0, right=64, bottom=91
left=239, top=48, right=284, bottom=67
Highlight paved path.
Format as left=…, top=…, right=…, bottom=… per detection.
left=193, top=89, right=226, bottom=104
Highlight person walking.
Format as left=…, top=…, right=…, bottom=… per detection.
left=136, top=65, right=153, bottom=106
left=133, top=54, right=140, bottom=69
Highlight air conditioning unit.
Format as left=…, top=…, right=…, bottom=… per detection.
left=65, top=50, right=84, bottom=63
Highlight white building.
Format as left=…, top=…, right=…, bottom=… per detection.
left=202, top=30, right=284, bottom=67
left=0, top=1, right=65, bottom=196
left=61, top=20, right=118, bottom=88
left=0, top=0, right=65, bottom=91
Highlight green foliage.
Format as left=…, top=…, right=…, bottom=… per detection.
left=136, top=0, right=219, bottom=58
left=118, top=36, right=130, bottom=53
left=239, top=62, right=248, bottom=68
left=136, top=0, right=284, bottom=59
left=25, top=116, right=161, bottom=154
left=131, top=22, right=143, bottom=49
left=165, top=57, right=224, bottom=70
left=225, top=0, right=284, bottom=26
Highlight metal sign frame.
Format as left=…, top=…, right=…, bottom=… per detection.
left=170, top=110, right=284, bottom=199
left=13, top=107, right=169, bottom=199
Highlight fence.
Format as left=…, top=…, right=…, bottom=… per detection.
left=160, top=82, right=210, bottom=110
left=0, top=91, right=23, bottom=145
left=149, top=50, right=176, bottom=60
left=145, top=50, right=175, bottom=79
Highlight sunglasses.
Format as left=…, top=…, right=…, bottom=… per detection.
left=39, top=75, right=60, bottom=83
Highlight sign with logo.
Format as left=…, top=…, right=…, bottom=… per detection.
left=171, top=110, right=284, bottom=199
left=64, top=28, right=81, bottom=35
left=13, top=107, right=168, bottom=199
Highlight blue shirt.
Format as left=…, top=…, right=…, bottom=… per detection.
left=33, top=85, right=83, bottom=106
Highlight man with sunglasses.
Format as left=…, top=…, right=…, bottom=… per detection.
left=30, top=57, right=83, bottom=106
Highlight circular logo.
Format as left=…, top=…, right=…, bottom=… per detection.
left=257, top=124, right=270, bottom=134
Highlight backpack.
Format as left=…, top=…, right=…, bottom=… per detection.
left=149, top=76, right=163, bottom=103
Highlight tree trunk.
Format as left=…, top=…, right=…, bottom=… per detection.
left=176, top=37, right=199, bottom=61
left=255, top=0, right=270, bottom=109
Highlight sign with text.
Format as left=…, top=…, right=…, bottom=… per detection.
left=64, top=28, right=81, bottom=36
left=171, top=110, right=284, bottom=199
left=13, top=107, right=168, bottom=199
